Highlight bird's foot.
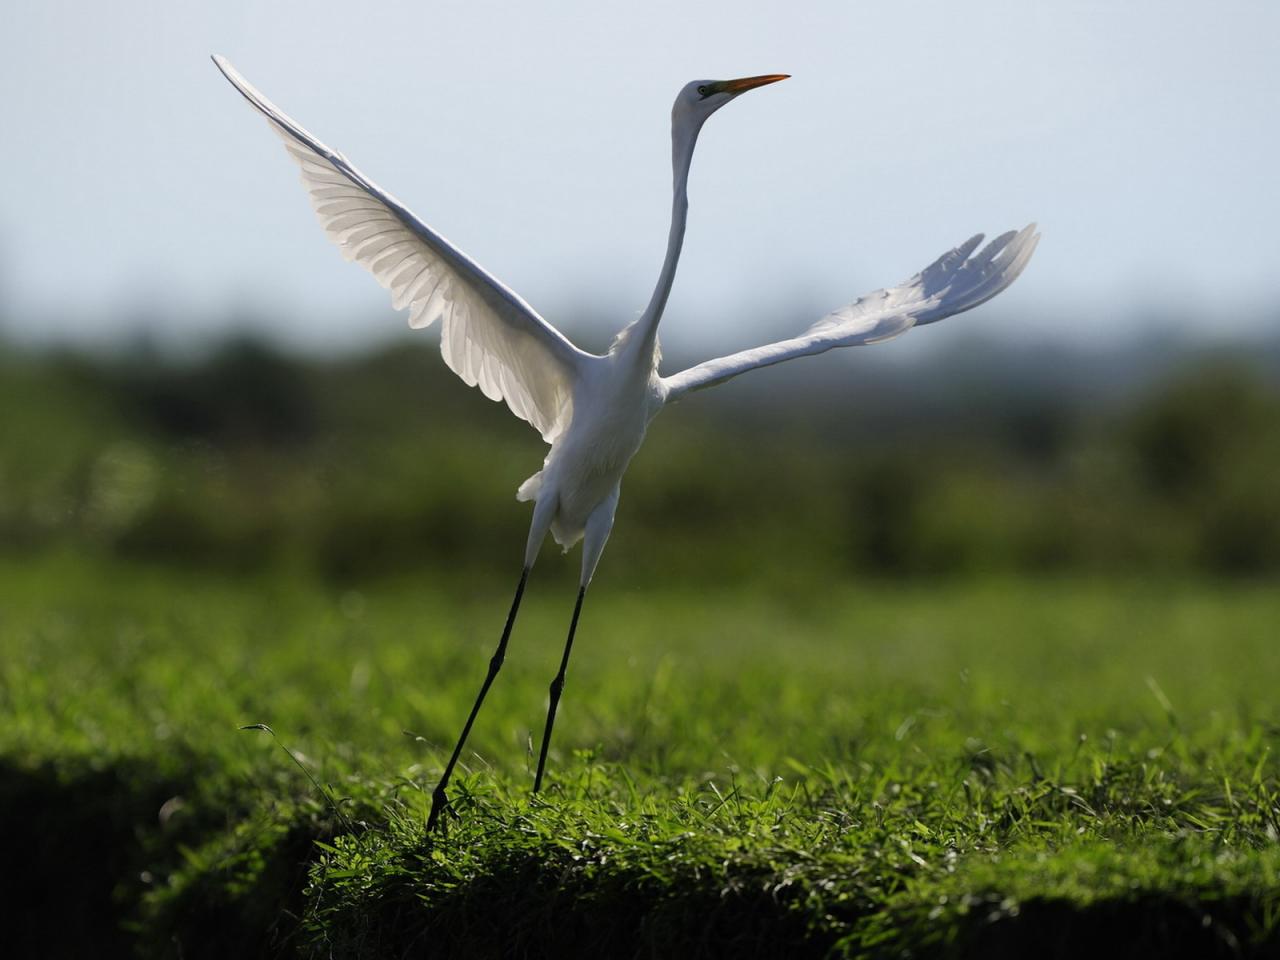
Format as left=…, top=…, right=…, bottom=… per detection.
left=426, top=786, right=457, bottom=834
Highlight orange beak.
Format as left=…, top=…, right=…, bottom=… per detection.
left=715, top=74, right=790, bottom=95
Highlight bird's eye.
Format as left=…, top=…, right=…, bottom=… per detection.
left=696, top=85, right=709, bottom=97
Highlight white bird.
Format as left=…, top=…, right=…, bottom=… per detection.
left=212, top=56, right=1038, bottom=829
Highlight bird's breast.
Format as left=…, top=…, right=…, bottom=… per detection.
left=553, top=374, right=659, bottom=488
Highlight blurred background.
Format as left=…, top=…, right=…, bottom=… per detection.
left=2, top=1, right=1277, bottom=590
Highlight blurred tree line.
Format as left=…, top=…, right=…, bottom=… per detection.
left=1, top=334, right=1277, bottom=586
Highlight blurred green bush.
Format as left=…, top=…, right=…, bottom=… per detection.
left=2, top=336, right=1277, bottom=584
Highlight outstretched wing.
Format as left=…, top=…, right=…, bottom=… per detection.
left=660, top=226, right=1039, bottom=400
left=212, top=55, right=590, bottom=444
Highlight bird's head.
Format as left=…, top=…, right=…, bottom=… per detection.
left=672, top=74, right=789, bottom=135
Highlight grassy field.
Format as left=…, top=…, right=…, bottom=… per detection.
left=3, top=340, right=1278, bottom=955
left=4, top=552, right=1279, bottom=957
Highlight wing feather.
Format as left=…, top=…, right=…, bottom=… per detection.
left=661, top=226, right=1039, bottom=400
left=213, top=55, right=588, bottom=444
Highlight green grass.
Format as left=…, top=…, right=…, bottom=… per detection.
left=3, top=553, right=1279, bottom=957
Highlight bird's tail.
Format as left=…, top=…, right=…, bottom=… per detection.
left=516, top=471, right=543, bottom=502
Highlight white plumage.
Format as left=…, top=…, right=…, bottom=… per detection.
left=662, top=226, right=1038, bottom=398
left=214, top=58, right=586, bottom=446
left=213, top=58, right=1038, bottom=823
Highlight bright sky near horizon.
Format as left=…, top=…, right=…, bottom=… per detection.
left=1, top=1, right=1276, bottom=355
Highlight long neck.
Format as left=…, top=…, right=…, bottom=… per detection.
left=627, top=122, right=699, bottom=366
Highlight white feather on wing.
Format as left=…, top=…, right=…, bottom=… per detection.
left=212, top=56, right=589, bottom=445
left=660, top=225, right=1039, bottom=400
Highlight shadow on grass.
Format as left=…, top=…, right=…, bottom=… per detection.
left=0, top=756, right=314, bottom=960
left=304, top=840, right=1280, bottom=958
left=923, top=894, right=1280, bottom=960
left=1, top=757, right=180, bottom=958
left=314, top=849, right=831, bottom=958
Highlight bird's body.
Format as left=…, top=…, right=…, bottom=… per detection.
left=518, top=340, right=662, bottom=568
left=212, top=57, right=1038, bottom=828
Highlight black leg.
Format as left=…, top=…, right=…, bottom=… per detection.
left=533, top=585, right=587, bottom=793
left=427, top=566, right=530, bottom=832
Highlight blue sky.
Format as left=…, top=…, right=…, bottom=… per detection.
left=1, top=1, right=1276, bottom=356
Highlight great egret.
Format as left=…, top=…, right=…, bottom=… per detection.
left=212, top=56, right=1038, bottom=830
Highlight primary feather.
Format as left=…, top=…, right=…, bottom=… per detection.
left=660, top=225, right=1039, bottom=399
left=211, top=55, right=589, bottom=445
